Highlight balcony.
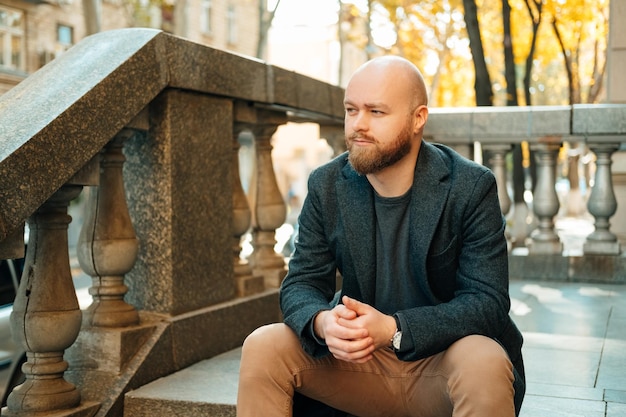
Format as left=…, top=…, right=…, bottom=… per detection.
left=0, top=28, right=624, bottom=417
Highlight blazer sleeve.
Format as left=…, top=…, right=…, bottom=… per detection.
left=279, top=168, right=339, bottom=358
left=396, top=168, right=512, bottom=361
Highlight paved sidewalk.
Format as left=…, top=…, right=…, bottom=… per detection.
left=510, top=279, right=626, bottom=417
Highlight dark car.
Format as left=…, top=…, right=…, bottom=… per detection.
left=0, top=258, right=21, bottom=367
left=0, top=257, right=25, bottom=407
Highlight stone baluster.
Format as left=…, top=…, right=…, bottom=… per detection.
left=6, top=185, right=83, bottom=415
left=320, top=124, right=347, bottom=157
left=483, top=144, right=513, bottom=216
left=584, top=142, right=621, bottom=255
left=528, top=141, right=563, bottom=254
left=565, top=141, right=587, bottom=216
left=247, top=110, right=288, bottom=287
left=77, top=129, right=140, bottom=327
left=232, top=125, right=264, bottom=296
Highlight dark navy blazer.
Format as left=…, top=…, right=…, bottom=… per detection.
left=280, top=141, right=525, bottom=412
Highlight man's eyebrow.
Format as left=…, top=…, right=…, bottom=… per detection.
left=343, top=99, right=390, bottom=110
left=364, top=102, right=390, bottom=111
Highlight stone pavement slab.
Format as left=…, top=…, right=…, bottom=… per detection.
left=510, top=280, right=626, bottom=417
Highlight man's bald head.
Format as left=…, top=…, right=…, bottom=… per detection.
left=348, top=56, right=428, bottom=110
left=343, top=55, right=429, bottom=179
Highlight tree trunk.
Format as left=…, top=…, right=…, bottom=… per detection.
left=588, top=38, right=607, bottom=103
left=256, top=0, right=281, bottom=60
left=502, top=0, right=517, bottom=106
left=337, top=0, right=345, bottom=86
left=365, top=0, right=376, bottom=59
left=462, top=0, right=493, bottom=106
left=552, top=18, right=577, bottom=105
left=522, top=0, right=542, bottom=106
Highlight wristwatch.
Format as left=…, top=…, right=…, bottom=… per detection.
left=391, top=315, right=402, bottom=351
left=391, top=328, right=402, bottom=351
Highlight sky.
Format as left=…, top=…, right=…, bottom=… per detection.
left=269, top=0, right=341, bottom=28
left=266, top=0, right=344, bottom=83
left=268, top=0, right=396, bottom=50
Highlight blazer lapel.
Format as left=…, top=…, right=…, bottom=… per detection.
left=409, top=142, right=451, bottom=289
left=336, top=163, right=377, bottom=303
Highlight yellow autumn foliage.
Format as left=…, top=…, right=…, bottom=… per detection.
left=348, top=0, right=609, bottom=106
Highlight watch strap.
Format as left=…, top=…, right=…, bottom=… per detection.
left=390, top=315, right=402, bottom=350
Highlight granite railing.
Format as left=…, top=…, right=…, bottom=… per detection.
left=0, top=27, right=625, bottom=417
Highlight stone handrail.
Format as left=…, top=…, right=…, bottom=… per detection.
left=0, top=28, right=343, bottom=246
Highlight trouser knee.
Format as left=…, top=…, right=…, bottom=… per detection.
left=243, top=323, right=298, bottom=352
left=240, top=323, right=301, bottom=375
left=238, top=324, right=300, bottom=416
left=444, top=335, right=515, bottom=415
left=446, top=335, right=513, bottom=379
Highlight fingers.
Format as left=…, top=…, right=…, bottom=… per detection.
left=342, top=295, right=370, bottom=316
left=338, top=296, right=376, bottom=330
left=334, top=303, right=358, bottom=320
left=327, top=336, right=376, bottom=363
left=321, top=296, right=382, bottom=363
left=325, top=311, right=369, bottom=340
left=323, top=305, right=372, bottom=360
left=339, top=296, right=397, bottom=350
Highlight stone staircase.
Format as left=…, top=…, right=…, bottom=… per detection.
left=59, top=286, right=280, bottom=417
left=124, top=348, right=241, bottom=417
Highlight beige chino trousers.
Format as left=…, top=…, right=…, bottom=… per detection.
left=237, top=323, right=515, bottom=417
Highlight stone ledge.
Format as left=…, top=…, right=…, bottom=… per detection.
left=64, top=289, right=279, bottom=417
left=1, top=401, right=100, bottom=417
left=509, top=253, right=626, bottom=283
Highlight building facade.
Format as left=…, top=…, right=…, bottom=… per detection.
left=608, top=0, right=625, bottom=104
left=0, top=0, right=260, bottom=95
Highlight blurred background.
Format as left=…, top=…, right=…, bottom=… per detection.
left=0, top=0, right=611, bottom=103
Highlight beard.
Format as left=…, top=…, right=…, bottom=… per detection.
left=346, top=120, right=413, bottom=175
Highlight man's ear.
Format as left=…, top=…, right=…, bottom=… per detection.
left=413, top=105, right=428, bottom=133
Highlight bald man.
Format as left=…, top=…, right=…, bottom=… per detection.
left=237, top=56, right=525, bottom=417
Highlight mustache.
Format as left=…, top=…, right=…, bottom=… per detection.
left=347, top=132, right=376, bottom=142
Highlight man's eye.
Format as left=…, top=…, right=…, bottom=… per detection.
left=345, top=108, right=357, bottom=115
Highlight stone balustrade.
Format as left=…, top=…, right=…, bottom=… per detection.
left=0, top=28, right=624, bottom=417
left=425, top=105, right=626, bottom=258
left=0, top=28, right=342, bottom=417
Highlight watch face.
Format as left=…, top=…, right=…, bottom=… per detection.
left=392, top=331, right=402, bottom=350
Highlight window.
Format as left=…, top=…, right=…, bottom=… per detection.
left=0, top=6, right=25, bottom=71
left=57, top=24, right=73, bottom=47
left=200, top=0, right=212, bottom=35
left=227, top=4, right=237, bottom=44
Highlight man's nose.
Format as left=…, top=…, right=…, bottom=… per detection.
left=351, top=111, right=368, bottom=131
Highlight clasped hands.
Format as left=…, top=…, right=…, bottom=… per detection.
left=313, top=295, right=397, bottom=364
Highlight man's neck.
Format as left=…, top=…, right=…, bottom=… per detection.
left=366, top=151, right=418, bottom=197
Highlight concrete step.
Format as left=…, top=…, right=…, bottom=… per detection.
left=124, top=347, right=242, bottom=417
